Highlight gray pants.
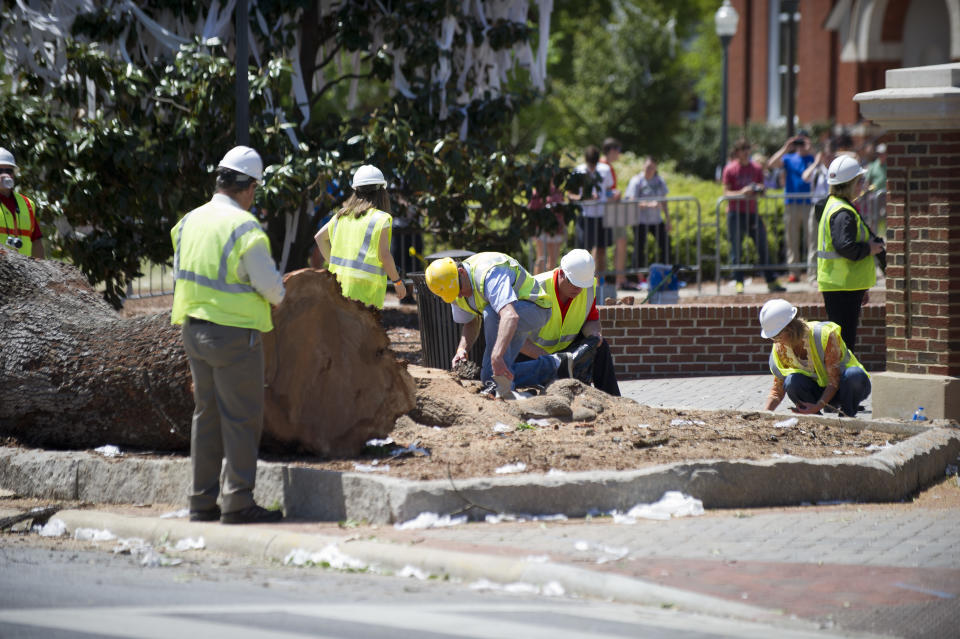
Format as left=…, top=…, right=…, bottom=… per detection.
left=182, top=320, right=264, bottom=513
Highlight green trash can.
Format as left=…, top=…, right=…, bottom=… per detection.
left=409, top=250, right=485, bottom=370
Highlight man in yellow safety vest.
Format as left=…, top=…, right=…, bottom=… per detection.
left=0, top=147, right=43, bottom=258
left=171, top=146, right=286, bottom=525
left=514, top=249, right=620, bottom=395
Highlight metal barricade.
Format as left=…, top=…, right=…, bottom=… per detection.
left=124, top=262, right=175, bottom=300
left=598, top=196, right=703, bottom=293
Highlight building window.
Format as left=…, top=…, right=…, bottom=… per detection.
left=767, top=0, right=799, bottom=125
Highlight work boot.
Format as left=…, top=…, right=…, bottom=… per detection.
left=479, top=380, right=498, bottom=398
left=189, top=505, right=221, bottom=522
left=735, top=282, right=744, bottom=294
left=221, top=504, right=283, bottom=525
left=767, top=280, right=787, bottom=293
left=568, top=336, right=601, bottom=383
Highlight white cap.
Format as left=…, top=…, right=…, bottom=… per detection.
left=826, top=155, right=866, bottom=185
left=0, top=147, right=17, bottom=169
left=218, top=146, right=263, bottom=181
left=759, top=298, right=798, bottom=339
left=352, top=164, right=387, bottom=189
left=560, top=249, right=595, bottom=288
left=876, top=143, right=887, bottom=154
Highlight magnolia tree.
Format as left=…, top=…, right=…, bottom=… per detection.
left=1, top=0, right=581, bottom=306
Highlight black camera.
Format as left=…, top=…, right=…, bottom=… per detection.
left=6, top=236, right=23, bottom=249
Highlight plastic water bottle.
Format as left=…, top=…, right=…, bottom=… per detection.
left=912, top=406, right=927, bottom=421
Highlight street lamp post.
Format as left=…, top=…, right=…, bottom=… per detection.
left=715, top=0, right=739, bottom=179
left=235, top=0, right=250, bottom=146
left=782, top=0, right=799, bottom=137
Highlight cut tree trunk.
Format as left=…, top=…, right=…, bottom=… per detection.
left=0, top=249, right=415, bottom=456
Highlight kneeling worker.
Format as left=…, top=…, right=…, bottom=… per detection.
left=515, top=249, right=621, bottom=395
left=425, top=252, right=591, bottom=395
left=759, top=298, right=870, bottom=417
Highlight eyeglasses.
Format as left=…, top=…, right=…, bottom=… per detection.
left=0, top=168, right=13, bottom=176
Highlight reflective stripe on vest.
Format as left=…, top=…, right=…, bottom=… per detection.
left=454, top=252, right=548, bottom=317
left=0, top=192, right=36, bottom=256
left=769, top=321, right=859, bottom=387
left=173, top=213, right=258, bottom=294
left=532, top=270, right=596, bottom=352
left=328, top=209, right=389, bottom=277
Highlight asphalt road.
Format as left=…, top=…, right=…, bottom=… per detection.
left=0, top=538, right=848, bottom=639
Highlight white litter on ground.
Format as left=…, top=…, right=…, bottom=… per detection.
left=469, top=578, right=564, bottom=596
left=94, top=445, right=122, bottom=457
left=353, top=463, right=390, bottom=472
left=494, top=462, right=527, bottom=474
left=160, top=508, right=189, bottom=519
left=284, top=545, right=367, bottom=571
left=866, top=442, right=892, bottom=451
left=112, top=537, right=149, bottom=554
left=109, top=537, right=181, bottom=567
left=398, top=565, right=431, bottom=580
left=573, top=540, right=629, bottom=563
left=636, top=423, right=651, bottom=429
left=492, top=422, right=513, bottom=433
left=37, top=518, right=67, bottom=537
left=525, top=418, right=552, bottom=427
left=614, top=491, right=705, bottom=523
left=365, top=437, right=394, bottom=447
left=74, top=528, right=117, bottom=542
left=670, top=419, right=706, bottom=426
left=773, top=417, right=799, bottom=428
left=546, top=468, right=565, bottom=476
left=173, top=537, right=205, bottom=551
left=484, top=513, right=567, bottom=524
left=394, top=512, right=468, bottom=530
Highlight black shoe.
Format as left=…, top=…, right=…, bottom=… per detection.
left=189, top=506, right=221, bottom=522
left=569, top=336, right=601, bottom=383
left=221, top=504, right=283, bottom=524
left=556, top=352, right=573, bottom=379
left=822, top=404, right=838, bottom=414
left=479, top=380, right=498, bottom=397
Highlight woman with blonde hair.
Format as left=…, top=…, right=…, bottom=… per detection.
left=315, top=165, right=406, bottom=308
left=759, top=299, right=871, bottom=417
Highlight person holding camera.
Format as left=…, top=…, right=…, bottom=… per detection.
left=768, top=131, right=815, bottom=282
left=722, top=139, right=785, bottom=294
left=0, top=148, right=43, bottom=258
left=816, top=155, right=886, bottom=353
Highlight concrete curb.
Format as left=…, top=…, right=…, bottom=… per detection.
left=2, top=423, right=958, bottom=525
left=48, top=509, right=809, bottom=629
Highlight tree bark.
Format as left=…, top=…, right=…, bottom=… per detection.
left=0, top=249, right=415, bottom=457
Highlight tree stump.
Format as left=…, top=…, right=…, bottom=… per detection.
left=0, top=249, right=415, bottom=456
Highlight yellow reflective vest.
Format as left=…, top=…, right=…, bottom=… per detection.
left=531, top=269, right=597, bottom=353
left=328, top=207, right=392, bottom=308
left=453, top=252, right=551, bottom=317
left=817, top=195, right=876, bottom=291
left=0, top=192, right=38, bottom=256
left=170, top=195, right=273, bottom=332
left=769, top=320, right=866, bottom=387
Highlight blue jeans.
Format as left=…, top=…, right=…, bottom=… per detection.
left=784, top=368, right=871, bottom=417
left=727, top=210, right=777, bottom=283
left=481, top=301, right=552, bottom=388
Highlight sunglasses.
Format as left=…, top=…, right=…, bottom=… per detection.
left=0, top=168, right=13, bottom=175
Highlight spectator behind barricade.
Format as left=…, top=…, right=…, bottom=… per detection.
left=767, top=130, right=815, bottom=283
left=568, top=145, right=612, bottom=293
left=865, top=142, right=886, bottom=191
left=752, top=153, right=779, bottom=191
left=801, top=138, right=835, bottom=282
left=599, top=138, right=630, bottom=292
left=624, top=157, right=669, bottom=285
left=834, top=132, right=859, bottom=162
left=722, top=139, right=786, bottom=294
left=530, top=179, right=566, bottom=273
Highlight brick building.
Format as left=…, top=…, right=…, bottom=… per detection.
left=725, top=0, right=960, bottom=128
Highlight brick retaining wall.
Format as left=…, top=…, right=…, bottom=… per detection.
left=599, top=303, right=886, bottom=378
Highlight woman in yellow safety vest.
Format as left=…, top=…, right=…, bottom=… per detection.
left=759, top=299, right=871, bottom=418
left=816, top=155, right=885, bottom=352
left=315, top=165, right=406, bottom=308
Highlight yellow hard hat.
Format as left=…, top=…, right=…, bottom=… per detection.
left=426, top=257, right=460, bottom=303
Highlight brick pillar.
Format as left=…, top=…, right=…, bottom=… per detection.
left=855, top=64, right=960, bottom=420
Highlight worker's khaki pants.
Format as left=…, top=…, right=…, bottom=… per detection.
left=182, top=320, right=264, bottom=514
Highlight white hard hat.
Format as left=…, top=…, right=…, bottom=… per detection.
left=352, top=164, right=387, bottom=189
left=0, top=147, right=17, bottom=169
left=759, top=298, right=798, bottom=339
left=826, top=155, right=866, bottom=185
left=560, top=249, right=595, bottom=288
left=218, top=146, right=263, bottom=181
